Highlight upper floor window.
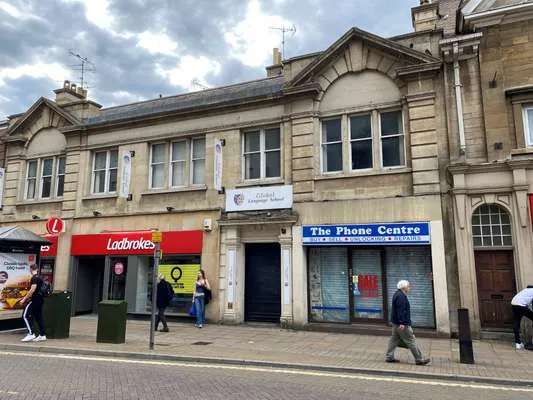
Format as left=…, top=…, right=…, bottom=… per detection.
left=25, top=156, right=66, bottom=200
left=149, top=137, right=205, bottom=189
left=523, top=105, right=533, bottom=146
left=321, top=109, right=405, bottom=174
left=92, top=149, right=118, bottom=194
left=243, top=127, right=281, bottom=180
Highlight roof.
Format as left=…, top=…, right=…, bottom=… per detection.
left=474, top=0, right=532, bottom=12
left=84, top=76, right=285, bottom=126
left=0, top=226, right=50, bottom=244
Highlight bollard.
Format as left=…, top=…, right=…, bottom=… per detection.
left=458, top=308, right=475, bottom=364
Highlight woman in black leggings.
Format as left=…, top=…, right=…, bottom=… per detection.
left=511, top=286, right=533, bottom=350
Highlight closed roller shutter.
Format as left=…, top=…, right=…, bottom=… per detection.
left=352, top=249, right=384, bottom=319
left=385, top=246, right=435, bottom=328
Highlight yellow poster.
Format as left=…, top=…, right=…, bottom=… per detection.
left=159, top=264, right=200, bottom=295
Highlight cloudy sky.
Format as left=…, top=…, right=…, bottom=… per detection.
left=0, top=0, right=419, bottom=119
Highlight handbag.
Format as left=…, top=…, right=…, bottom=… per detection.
left=204, top=288, right=212, bottom=305
left=188, top=303, right=196, bottom=317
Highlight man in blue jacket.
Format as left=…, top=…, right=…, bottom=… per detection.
left=385, top=280, right=430, bottom=365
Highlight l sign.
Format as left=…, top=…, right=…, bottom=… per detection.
left=46, top=217, right=64, bottom=234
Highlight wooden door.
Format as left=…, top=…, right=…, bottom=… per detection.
left=474, top=250, right=515, bottom=328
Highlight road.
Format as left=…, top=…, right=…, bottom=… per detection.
left=0, top=351, right=531, bottom=399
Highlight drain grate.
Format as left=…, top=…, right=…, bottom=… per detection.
left=191, top=341, right=212, bottom=346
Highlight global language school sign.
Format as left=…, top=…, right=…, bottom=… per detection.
left=225, top=185, right=293, bottom=212
left=302, top=222, right=430, bottom=245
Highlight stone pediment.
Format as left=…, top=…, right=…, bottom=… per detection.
left=7, top=97, right=80, bottom=143
left=286, top=27, right=441, bottom=94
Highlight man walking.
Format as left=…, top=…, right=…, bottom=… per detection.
left=385, top=280, right=430, bottom=365
left=155, top=273, right=174, bottom=332
left=511, top=285, right=533, bottom=350
left=19, top=264, right=46, bottom=342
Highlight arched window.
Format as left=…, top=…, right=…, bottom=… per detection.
left=472, top=204, right=512, bottom=247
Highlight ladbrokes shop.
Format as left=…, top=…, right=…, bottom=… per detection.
left=302, top=221, right=449, bottom=332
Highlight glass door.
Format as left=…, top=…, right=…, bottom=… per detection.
left=108, top=257, right=128, bottom=300
left=350, top=249, right=385, bottom=321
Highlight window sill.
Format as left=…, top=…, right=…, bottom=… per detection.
left=511, top=147, right=533, bottom=156
left=235, top=179, right=285, bottom=188
left=315, top=167, right=411, bottom=181
left=82, top=194, right=118, bottom=201
left=16, top=199, right=64, bottom=206
left=141, top=185, right=207, bottom=196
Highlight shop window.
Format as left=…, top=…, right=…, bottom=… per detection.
left=350, top=114, right=373, bottom=170
left=380, top=111, right=405, bottom=167
left=92, top=149, right=118, bottom=194
left=243, top=127, right=281, bottom=180
left=24, top=156, right=66, bottom=200
left=149, top=137, right=205, bottom=189
left=472, top=204, right=512, bottom=247
left=321, top=118, right=343, bottom=173
left=523, top=105, right=533, bottom=146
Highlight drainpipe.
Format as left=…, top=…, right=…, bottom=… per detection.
left=453, top=42, right=466, bottom=157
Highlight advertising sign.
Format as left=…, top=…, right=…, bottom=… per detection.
left=214, top=139, right=223, bottom=192
left=119, top=151, right=132, bottom=199
left=225, top=185, right=293, bottom=212
left=40, top=234, right=58, bottom=257
left=0, top=253, right=34, bottom=311
left=46, top=217, right=64, bottom=234
left=0, top=167, right=5, bottom=209
left=159, top=264, right=200, bottom=295
left=302, top=222, right=431, bottom=245
left=71, top=230, right=203, bottom=256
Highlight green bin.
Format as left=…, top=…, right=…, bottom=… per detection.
left=41, top=291, right=72, bottom=339
left=96, top=300, right=127, bottom=344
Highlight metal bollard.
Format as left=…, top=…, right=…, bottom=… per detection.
left=458, top=308, right=475, bottom=364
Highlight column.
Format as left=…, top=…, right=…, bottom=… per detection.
left=430, top=220, right=451, bottom=335
left=223, top=226, right=240, bottom=323
left=279, top=226, right=293, bottom=328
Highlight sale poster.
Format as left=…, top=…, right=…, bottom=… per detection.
left=0, top=253, right=34, bottom=311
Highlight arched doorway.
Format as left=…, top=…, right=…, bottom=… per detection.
left=472, top=204, right=516, bottom=329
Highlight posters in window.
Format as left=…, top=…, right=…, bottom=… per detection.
left=159, top=264, right=200, bottom=295
left=0, top=253, right=34, bottom=311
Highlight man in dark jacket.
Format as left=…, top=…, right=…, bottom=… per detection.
left=155, top=274, right=174, bottom=332
left=385, top=280, right=430, bottom=365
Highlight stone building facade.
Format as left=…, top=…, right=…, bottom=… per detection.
left=1, top=0, right=532, bottom=337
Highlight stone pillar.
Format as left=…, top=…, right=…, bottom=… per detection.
left=430, top=220, right=451, bottom=335
left=291, top=225, right=308, bottom=327
left=279, top=226, right=293, bottom=328
left=223, top=226, right=241, bottom=323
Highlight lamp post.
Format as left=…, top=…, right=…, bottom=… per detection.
left=149, top=231, right=163, bottom=350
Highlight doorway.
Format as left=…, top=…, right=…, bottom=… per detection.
left=245, top=243, right=281, bottom=323
left=74, top=257, right=105, bottom=315
left=475, top=250, right=515, bottom=329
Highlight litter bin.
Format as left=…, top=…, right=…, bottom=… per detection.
left=96, top=300, right=127, bottom=344
left=41, top=291, right=72, bottom=339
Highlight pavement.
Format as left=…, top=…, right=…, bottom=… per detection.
left=0, top=316, right=532, bottom=387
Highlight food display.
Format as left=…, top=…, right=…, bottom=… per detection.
left=0, top=253, right=34, bottom=312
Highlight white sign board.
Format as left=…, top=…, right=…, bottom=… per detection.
left=214, top=139, right=223, bottom=192
left=119, top=151, right=132, bottom=199
left=227, top=249, right=236, bottom=304
left=0, top=253, right=35, bottom=312
left=225, top=185, right=293, bottom=212
left=0, top=168, right=4, bottom=208
left=282, top=248, right=291, bottom=306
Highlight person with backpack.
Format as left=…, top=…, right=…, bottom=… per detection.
left=192, top=269, right=211, bottom=328
left=155, top=273, right=174, bottom=332
left=19, top=264, right=47, bottom=342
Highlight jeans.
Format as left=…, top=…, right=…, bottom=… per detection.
left=155, top=306, right=168, bottom=330
left=386, top=324, right=424, bottom=362
left=194, top=295, right=205, bottom=326
left=23, top=299, right=45, bottom=336
left=512, top=305, right=533, bottom=344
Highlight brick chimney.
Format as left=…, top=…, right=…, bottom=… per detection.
left=53, top=80, right=101, bottom=119
left=412, top=0, right=440, bottom=32
left=266, top=48, right=283, bottom=77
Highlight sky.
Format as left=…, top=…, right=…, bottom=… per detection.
left=0, top=0, right=419, bottom=119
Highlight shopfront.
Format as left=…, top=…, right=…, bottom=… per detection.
left=39, top=234, right=58, bottom=285
left=70, top=230, right=203, bottom=316
left=303, top=222, right=436, bottom=329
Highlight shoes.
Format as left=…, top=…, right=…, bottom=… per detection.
left=21, top=334, right=36, bottom=342
left=33, top=335, right=47, bottom=342
left=385, top=359, right=399, bottom=363
left=416, top=358, right=431, bottom=366
left=198, top=324, right=203, bottom=329
left=516, top=343, right=525, bottom=350
left=159, top=327, right=169, bottom=332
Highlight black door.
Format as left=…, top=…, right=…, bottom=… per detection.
left=245, top=243, right=281, bottom=322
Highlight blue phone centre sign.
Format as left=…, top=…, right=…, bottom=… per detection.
left=302, top=222, right=430, bottom=245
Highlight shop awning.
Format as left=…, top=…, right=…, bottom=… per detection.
left=0, top=226, right=51, bottom=245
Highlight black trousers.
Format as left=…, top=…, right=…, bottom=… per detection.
left=155, top=306, right=168, bottom=330
left=512, top=305, right=533, bottom=344
left=23, top=299, right=45, bottom=336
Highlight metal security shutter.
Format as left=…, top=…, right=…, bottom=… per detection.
left=352, top=249, right=384, bottom=319
left=309, top=247, right=349, bottom=323
left=385, top=246, right=435, bottom=328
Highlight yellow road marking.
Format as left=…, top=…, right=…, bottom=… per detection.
left=0, top=350, right=531, bottom=393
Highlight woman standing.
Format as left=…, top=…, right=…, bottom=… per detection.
left=193, top=269, right=210, bottom=328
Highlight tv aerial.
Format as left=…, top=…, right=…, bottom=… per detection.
left=68, top=50, right=96, bottom=89
left=270, top=24, right=296, bottom=60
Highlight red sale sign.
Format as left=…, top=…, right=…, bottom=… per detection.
left=70, top=230, right=203, bottom=256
